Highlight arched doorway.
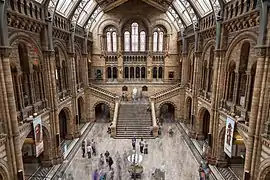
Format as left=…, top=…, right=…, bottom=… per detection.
left=265, top=171, right=270, bottom=180
left=160, top=103, right=175, bottom=123
left=141, top=67, right=146, bottom=79
left=113, top=67, right=117, bottom=79
left=107, top=67, right=112, bottom=79
left=124, top=67, right=129, bottom=79
left=186, top=97, right=192, bottom=125
left=153, top=67, right=157, bottom=79
left=95, top=103, right=110, bottom=122
left=200, top=108, right=210, bottom=139
left=77, top=97, right=84, bottom=127
left=59, top=109, right=68, bottom=142
left=130, top=67, right=134, bottom=79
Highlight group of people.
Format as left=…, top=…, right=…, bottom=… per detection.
left=92, top=150, right=115, bottom=180
left=132, top=136, right=148, bottom=154
left=81, top=139, right=97, bottom=159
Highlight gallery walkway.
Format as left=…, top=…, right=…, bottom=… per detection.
left=57, top=123, right=200, bottom=180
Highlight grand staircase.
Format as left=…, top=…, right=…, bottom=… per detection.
left=115, top=103, right=154, bottom=139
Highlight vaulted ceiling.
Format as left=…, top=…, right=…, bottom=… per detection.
left=42, top=0, right=231, bottom=32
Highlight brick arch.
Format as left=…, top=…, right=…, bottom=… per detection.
left=9, top=31, right=43, bottom=57
left=225, top=31, right=257, bottom=63
left=158, top=101, right=177, bottom=112
left=198, top=107, right=211, bottom=120
left=58, top=106, right=73, bottom=137
left=0, top=160, right=10, bottom=180
left=185, top=96, right=192, bottom=123
left=201, top=40, right=215, bottom=61
left=92, top=101, right=112, bottom=112
left=54, top=40, right=68, bottom=61
left=151, top=18, right=173, bottom=34
left=258, top=159, right=270, bottom=180
left=58, top=106, right=72, bottom=119
left=197, top=107, right=211, bottom=138
left=40, top=125, right=53, bottom=165
left=119, top=15, right=151, bottom=34
left=97, top=19, right=121, bottom=35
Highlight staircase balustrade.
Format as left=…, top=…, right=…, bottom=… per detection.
left=150, top=101, right=159, bottom=137
left=111, top=100, right=120, bottom=138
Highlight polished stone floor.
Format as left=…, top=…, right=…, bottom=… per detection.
left=64, top=123, right=200, bottom=180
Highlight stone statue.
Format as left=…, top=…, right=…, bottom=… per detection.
left=132, top=87, right=138, bottom=101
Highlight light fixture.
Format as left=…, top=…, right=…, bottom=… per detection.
left=236, top=138, right=243, bottom=141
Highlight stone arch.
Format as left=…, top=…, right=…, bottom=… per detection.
left=225, top=31, right=257, bottom=63
left=119, top=15, right=151, bottom=34
left=158, top=101, right=177, bottom=123
left=40, top=125, right=53, bottom=166
left=0, top=160, right=10, bottom=180
left=216, top=126, right=228, bottom=167
left=97, top=19, right=121, bottom=35
left=93, top=101, right=112, bottom=122
left=185, top=96, right=192, bottom=124
left=9, top=31, right=43, bottom=57
left=53, top=40, right=68, bottom=61
left=201, top=40, right=215, bottom=60
left=58, top=107, right=72, bottom=141
left=122, top=86, right=128, bottom=91
left=258, top=159, right=270, bottom=180
left=77, top=96, right=85, bottom=124
left=151, top=18, right=173, bottom=34
left=197, top=107, right=211, bottom=139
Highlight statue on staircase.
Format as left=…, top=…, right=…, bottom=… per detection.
left=132, top=87, right=138, bottom=101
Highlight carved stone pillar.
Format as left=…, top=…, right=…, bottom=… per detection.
left=147, top=55, right=153, bottom=81
left=181, top=52, right=188, bottom=86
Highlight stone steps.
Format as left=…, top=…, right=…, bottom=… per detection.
left=115, top=103, right=153, bottom=139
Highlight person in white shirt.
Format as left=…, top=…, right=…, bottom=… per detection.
left=87, top=144, right=92, bottom=159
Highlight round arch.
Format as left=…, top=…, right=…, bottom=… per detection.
left=225, top=31, right=257, bottom=63
left=258, top=159, right=270, bottom=180
left=185, top=96, right=192, bottom=125
left=198, top=107, right=211, bottom=139
left=93, top=101, right=111, bottom=122
left=158, top=101, right=177, bottom=123
left=97, top=19, right=121, bottom=35
left=0, top=160, right=10, bottom=180
left=58, top=107, right=72, bottom=142
left=151, top=18, right=173, bottom=35
left=119, top=15, right=151, bottom=34
left=77, top=96, right=84, bottom=125
left=201, top=40, right=215, bottom=61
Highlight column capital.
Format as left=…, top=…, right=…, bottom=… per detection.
left=254, top=45, right=270, bottom=57
left=0, top=46, right=12, bottom=58
left=42, top=50, right=55, bottom=57
left=214, top=49, right=226, bottom=57
left=194, top=51, right=202, bottom=57
left=67, top=52, right=75, bottom=57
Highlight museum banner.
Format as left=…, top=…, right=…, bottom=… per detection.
left=224, top=117, right=235, bottom=158
left=33, top=117, right=44, bottom=157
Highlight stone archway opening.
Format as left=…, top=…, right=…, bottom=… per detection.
left=160, top=103, right=175, bottom=123
left=59, top=109, right=69, bottom=142
left=95, top=103, right=110, bottom=122
left=265, top=171, right=270, bottom=180
left=186, top=97, right=192, bottom=125
left=77, top=97, right=85, bottom=128
left=22, top=126, right=51, bottom=179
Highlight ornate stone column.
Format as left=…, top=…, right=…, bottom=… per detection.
left=0, top=46, right=21, bottom=179
left=181, top=52, right=188, bottom=86
left=147, top=55, right=153, bottom=81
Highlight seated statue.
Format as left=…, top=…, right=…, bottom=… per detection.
left=132, top=87, right=138, bottom=101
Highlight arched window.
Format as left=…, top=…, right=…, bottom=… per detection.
left=124, top=31, right=130, bottom=52
left=106, top=32, right=112, bottom=52
left=131, top=23, right=139, bottom=51
left=153, top=32, right=158, bottom=52
left=112, top=32, right=117, bottom=52
left=105, top=27, right=117, bottom=52
left=153, top=27, right=166, bottom=52
left=208, top=47, right=214, bottom=92
left=227, top=62, right=236, bottom=101
left=140, top=31, right=146, bottom=52
left=55, top=48, right=62, bottom=93
left=158, top=32, right=164, bottom=51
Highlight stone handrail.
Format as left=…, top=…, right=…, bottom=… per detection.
left=151, top=83, right=181, bottom=97
left=89, top=85, right=117, bottom=103
left=110, top=99, right=120, bottom=138
left=89, top=83, right=117, bottom=97
left=151, top=86, right=183, bottom=103
left=150, top=101, right=159, bottom=137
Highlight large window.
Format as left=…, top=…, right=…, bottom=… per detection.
left=105, top=27, right=117, bottom=52
left=153, top=27, right=165, bottom=52
left=124, top=22, right=147, bottom=52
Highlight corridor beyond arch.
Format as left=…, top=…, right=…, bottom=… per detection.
left=198, top=108, right=210, bottom=139
left=159, top=102, right=175, bottom=123
left=58, top=108, right=70, bottom=142
left=95, top=103, right=111, bottom=122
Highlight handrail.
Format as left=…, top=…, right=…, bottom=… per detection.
left=89, top=83, right=117, bottom=97
left=89, top=85, right=117, bottom=103
left=110, top=99, right=120, bottom=137
left=150, top=100, right=159, bottom=137
left=151, top=86, right=183, bottom=104
left=151, top=83, right=181, bottom=98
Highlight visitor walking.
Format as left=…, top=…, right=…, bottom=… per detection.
left=81, top=141, right=85, bottom=158
left=87, top=144, right=92, bottom=159
left=108, top=156, right=114, bottom=170
left=139, top=138, right=144, bottom=153
left=99, top=153, right=105, bottom=168
left=144, top=141, right=148, bottom=154
left=99, top=170, right=106, bottom=180
left=132, top=135, right=136, bottom=150
left=93, top=169, right=99, bottom=180
left=105, top=150, right=110, bottom=163
left=91, top=139, right=97, bottom=156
